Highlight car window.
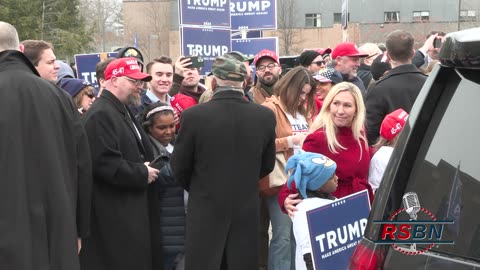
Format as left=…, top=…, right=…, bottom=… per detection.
left=403, top=70, right=480, bottom=261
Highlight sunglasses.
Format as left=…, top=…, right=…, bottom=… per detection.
left=84, top=90, right=95, bottom=99
left=314, top=61, right=326, bottom=66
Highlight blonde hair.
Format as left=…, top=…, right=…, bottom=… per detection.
left=73, top=85, right=95, bottom=108
left=310, top=82, right=368, bottom=156
left=373, top=131, right=400, bottom=150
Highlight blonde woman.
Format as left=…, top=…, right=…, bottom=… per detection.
left=279, top=82, right=374, bottom=216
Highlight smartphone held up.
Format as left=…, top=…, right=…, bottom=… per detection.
left=182, top=56, right=205, bottom=68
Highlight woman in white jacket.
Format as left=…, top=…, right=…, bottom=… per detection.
left=368, top=108, right=408, bottom=192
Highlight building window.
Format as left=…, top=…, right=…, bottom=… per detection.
left=413, top=11, right=430, bottom=22
left=305, top=13, right=321, bottom=27
left=334, top=12, right=350, bottom=24
left=460, top=10, right=476, bottom=21
left=384, top=11, right=400, bottom=23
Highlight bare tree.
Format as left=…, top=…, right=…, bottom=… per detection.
left=277, top=0, right=298, bottom=55
left=79, top=0, right=123, bottom=52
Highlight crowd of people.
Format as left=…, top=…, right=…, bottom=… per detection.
left=1, top=19, right=443, bottom=270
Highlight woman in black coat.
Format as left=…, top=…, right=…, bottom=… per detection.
left=141, top=102, right=186, bottom=270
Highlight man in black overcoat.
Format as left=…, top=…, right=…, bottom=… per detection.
left=366, top=30, right=427, bottom=145
left=171, top=56, right=276, bottom=270
left=80, top=57, right=160, bottom=270
left=0, top=21, right=92, bottom=270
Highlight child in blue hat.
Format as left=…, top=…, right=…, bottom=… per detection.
left=286, top=151, right=338, bottom=270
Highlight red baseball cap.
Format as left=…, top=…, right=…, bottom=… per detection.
left=380, top=109, right=409, bottom=141
left=253, top=49, right=280, bottom=67
left=316, top=48, right=332, bottom=56
left=170, top=94, right=197, bottom=130
left=104, top=57, right=152, bottom=81
left=331, top=42, right=368, bottom=59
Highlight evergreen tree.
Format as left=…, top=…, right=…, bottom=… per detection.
left=0, top=0, right=93, bottom=61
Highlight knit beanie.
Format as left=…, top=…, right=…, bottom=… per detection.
left=286, top=151, right=337, bottom=199
left=298, top=50, right=321, bottom=67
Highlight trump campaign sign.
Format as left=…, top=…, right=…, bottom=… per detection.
left=75, top=52, right=117, bottom=89
left=231, top=37, right=277, bottom=59
left=179, top=0, right=231, bottom=28
left=307, top=190, right=370, bottom=269
left=230, top=0, right=276, bottom=30
left=180, top=26, right=231, bottom=75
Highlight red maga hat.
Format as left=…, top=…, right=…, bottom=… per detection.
left=331, top=42, right=368, bottom=59
left=104, top=57, right=152, bottom=81
left=253, top=49, right=280, bottom=67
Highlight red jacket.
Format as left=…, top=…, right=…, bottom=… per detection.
left=278, top=127, right=374, bottom=213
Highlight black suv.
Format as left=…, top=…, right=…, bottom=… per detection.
left=349, top=27, right=480, bottom=269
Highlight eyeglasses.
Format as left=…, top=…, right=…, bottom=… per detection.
left=123, top=76, right=144, bottom=86
left=257, top=63, right=278, bottom=72
left=313, top=61, right=326, bottom=66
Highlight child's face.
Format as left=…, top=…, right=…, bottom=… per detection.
left=319, top=174, right=338, bottom=193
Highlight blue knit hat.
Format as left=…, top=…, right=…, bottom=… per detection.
left=286, top=151, right=337, bottom=199
left=59, top=78, right=92, bottom=97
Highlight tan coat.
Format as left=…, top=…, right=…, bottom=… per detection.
left=250, top=85, right=271, bottom=105
left=259, top=96, right=313, bottom=196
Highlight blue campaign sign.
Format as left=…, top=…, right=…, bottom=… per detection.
left=75, top=52, right=117, bottom=89
left=181, top=27, right=231, bottom=75
left=230, top=0, right=276, bottom=30
left=306, top=190, right=370, bottom=270
left=231, top=37, right=277, bottom=59
left=179, top=0, right=230, bottom=28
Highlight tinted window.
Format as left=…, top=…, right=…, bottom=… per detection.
left=402, top=70, right=480, bottom=260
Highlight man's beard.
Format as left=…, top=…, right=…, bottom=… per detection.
left=127, top=92, right=141, bottom=107
left=258, top=72, right=279, bottom=86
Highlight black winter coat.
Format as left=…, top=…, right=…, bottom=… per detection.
left=171, top=90, right=276, bottom=270
left=80, top=90, right=156, bottom=270
left=148, top=137, right=186, bottom=259
left=365, top=64, right=427, bottom=144
left=0, top=50, right=92, bottom=270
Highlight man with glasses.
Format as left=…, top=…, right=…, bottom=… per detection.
left=357, top=43, right=383, bottom=89
left=81, top=57, right=161, bottom=270
left=330, top=42, right=369, bottom=95
left=250, top=49, right=282, bottom=105
left=248, top=49, right=283, bottom=270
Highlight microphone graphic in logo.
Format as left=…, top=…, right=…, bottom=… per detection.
left=403, top=192, right=421, bottom=220
left=403, top=192, right=421, bottom=252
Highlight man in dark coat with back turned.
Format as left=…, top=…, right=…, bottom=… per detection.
left=0, top=21, right=92, bottom=270
left=80, top=57, right=160, bottom=270
left=365, top=30, right=427, bottom=145
left=171, top=56, right=276, bottom=270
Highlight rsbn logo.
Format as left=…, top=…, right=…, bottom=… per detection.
left=373, top=192, right=454, bottom=255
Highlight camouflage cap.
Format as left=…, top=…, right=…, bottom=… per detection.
left=224, top=51, right=252, bottom=62
left=211, top=56, right=247, bottom=82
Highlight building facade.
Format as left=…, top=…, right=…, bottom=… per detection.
left=122, top=0, right=480, bottom=61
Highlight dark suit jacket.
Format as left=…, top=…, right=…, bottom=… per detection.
left=171, top=89, right=276, bottom=270
left=365, top=64, right=427, bottom=145
left=81, top=90, right=156, bottom=270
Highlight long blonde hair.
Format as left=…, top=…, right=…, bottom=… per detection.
left=310, top=82, right=368, bottom=155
